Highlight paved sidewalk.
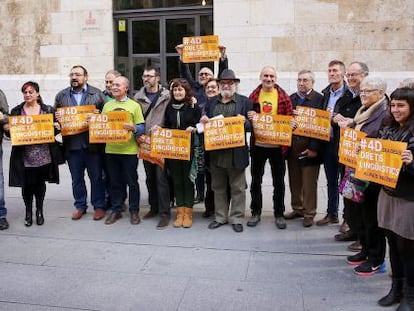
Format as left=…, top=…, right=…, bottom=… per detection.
left=0, top=140, right=389, bottom=311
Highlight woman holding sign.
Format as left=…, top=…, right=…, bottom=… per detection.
left=7, top=81, right=62, bottom=227
left=337, top=76, right=389, bottom=276
left=376, top=87, right=414, bottom=310
left=164, top=79, right=201, bottom=228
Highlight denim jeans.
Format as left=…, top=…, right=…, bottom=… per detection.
left=105, top=154, right=140, bottom=213
left=67, top=148, right=105, bottom=211
left=0, top=144, right=6, bottom=218
left=322, top=141, right=340, bottom=217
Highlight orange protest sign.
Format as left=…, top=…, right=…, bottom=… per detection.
left=294, top=107, right=331, bottom=141
left=182, top=35, right=219, bottom=63
left=89, top=111, right=130, bottom=143
left=138, top=135, right=165, bottom=169
left=150, top=128, right=191, bottom=161
left=251, top=113, right=292, bottom=146
left=57, top=105, right=96, bottom=136
left=204, top=116, right=245, bottom=151
left=338, top=128, right=366, bottom=168
left=354, top=138, right=407, bottom=188
left=9, top=114, right=55, bottom=146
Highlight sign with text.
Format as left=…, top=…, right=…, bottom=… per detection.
left=150, top=128, right=191, bottom=161
left=338, top=128, right=366, bottom=168
left=251, top=113, right=292, bottom=146
left=354, top=138, right=407, bottom=188
left=204, top=116, right=245, bottom=151
left=9, top=114, right=54, bottom=146
left=294, top=107, right=331, bottom=141
left=138, top=135, right=165, bottom=169
left=182, top=35, right=219, bottom=63
left=57, top=105, right=96, bottom=136
left=89, top=111, right=130, bottom=143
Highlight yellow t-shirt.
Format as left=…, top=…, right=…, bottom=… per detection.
left=259, top=89, right=278, bottom=114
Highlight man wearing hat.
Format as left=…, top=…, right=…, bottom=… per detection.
left=246, top=66, right=293, bottom=229
left=200, top=69, right=253, bottom=233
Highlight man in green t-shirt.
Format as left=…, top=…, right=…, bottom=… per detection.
left=102, top=76, right=145, bottom=225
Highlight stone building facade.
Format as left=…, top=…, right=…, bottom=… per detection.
left=0, top=0, right=413, bottom=106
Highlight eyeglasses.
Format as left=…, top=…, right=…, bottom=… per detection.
left=142, top=75, right=156, bottom=79
left=360, top=89, right=378, bottom=94
left=346, top=72, right=362, bottom=78
left=199, top=72, right=211, bottom=76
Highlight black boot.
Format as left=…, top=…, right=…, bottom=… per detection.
left=396, top=285, right=414, bottom=311
left=25, top=206, right=33, bottom=227
left=378, top=278, right=403, bottom=306
left=36, top=208, right=44, bottom=225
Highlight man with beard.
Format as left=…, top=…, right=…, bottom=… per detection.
left=201, top=69, right=253, bottom=233
left=246, top=66, right=293, bottom=230
left=134, top=66, right=171, bottom=229
left=54, top=65, right=107, bottom=221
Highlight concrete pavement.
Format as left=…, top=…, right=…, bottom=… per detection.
left=0, top=139, right=389, bottom=311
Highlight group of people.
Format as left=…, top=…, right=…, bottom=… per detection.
left=0, top=53, right=413, bottom=310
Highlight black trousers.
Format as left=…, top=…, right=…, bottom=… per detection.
left=346, top=184, right=385, bottom=266
left=22, top=165, right=49, bottom=211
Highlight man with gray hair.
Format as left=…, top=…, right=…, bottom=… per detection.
left=285, top=70, right=324, bottom=227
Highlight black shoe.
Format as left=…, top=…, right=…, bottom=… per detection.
left=378, top=278, right=403, bottom=307
left=0, top=218, right=9, bottom=230
left=157, top=216, right=170, bottom=230
left=232, top=224, right=243, bottom=233
left=25, top=216, right=33, bottom=227
left=36, top=210, right=44, bottom=226
left=208, top=220, right=227, bottom=229
left=335, top=231, right=357, bottom=242
left=246, top=215, right=260, bottom=227
left=275, top=217, right=287, bottom=229
left=347, top=252, right=367, bottom=266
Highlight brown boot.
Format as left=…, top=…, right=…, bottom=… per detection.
left=174, top=207, right=185, bottom=228
left=182, top=207, right=193, bottom=228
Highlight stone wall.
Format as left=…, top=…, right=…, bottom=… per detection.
left=0, top=0, right=114, bottom=106
left=215, top=0, right=414, bottom=95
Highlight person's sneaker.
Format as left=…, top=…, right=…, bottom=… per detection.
left=347, top=252, right=367, bottom=266
left=246, top=215, right=261, bottom=227
left=0, top=218, right=9, bottom=230
left=316, top=214, right=339, bottom=226
left=354, top=261, right=387, bottom=276
left=275, top=217, right=287, bottom=229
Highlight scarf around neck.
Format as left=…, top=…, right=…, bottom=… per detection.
left=353, top=96, right=385, bottom=131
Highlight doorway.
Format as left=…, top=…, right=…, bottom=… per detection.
left=114, top=8, right=213, bottom=93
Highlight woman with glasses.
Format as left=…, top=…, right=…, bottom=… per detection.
left=337, top=76, right=389, bottom=276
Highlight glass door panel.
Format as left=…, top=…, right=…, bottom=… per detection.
left=132, top=20, right=160, bottom=54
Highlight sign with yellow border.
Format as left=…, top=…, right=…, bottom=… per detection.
left=57, top=105, right=96, bottom=136
left=89, top=111, right=130, bottom=143
left=338, top=128, right=366, bottom=168
left=138, top=134, right=165, bottom=169
left=354, top=138, right=407, bottom=188
left=294, top=107, right=331, bottom=141
left=9, top=114, right=55, bottom=146
left=204, top=116, right=245, bottom=151
left=150, top=128, right=191, bottom=161
left=251, top=113, right=292, bottom=146
left=182, top=35, right=219, bottom=63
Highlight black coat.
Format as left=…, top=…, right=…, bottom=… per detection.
left=8, top=103, right=63, bottom=187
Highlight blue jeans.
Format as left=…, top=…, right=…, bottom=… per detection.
left=67, top=148, right=105, bottom=211
left=323, top=141, right=339, bottom=217
left=105, top=154, right=140, bottom=213
left=0, top=144, right=6, bottom=218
